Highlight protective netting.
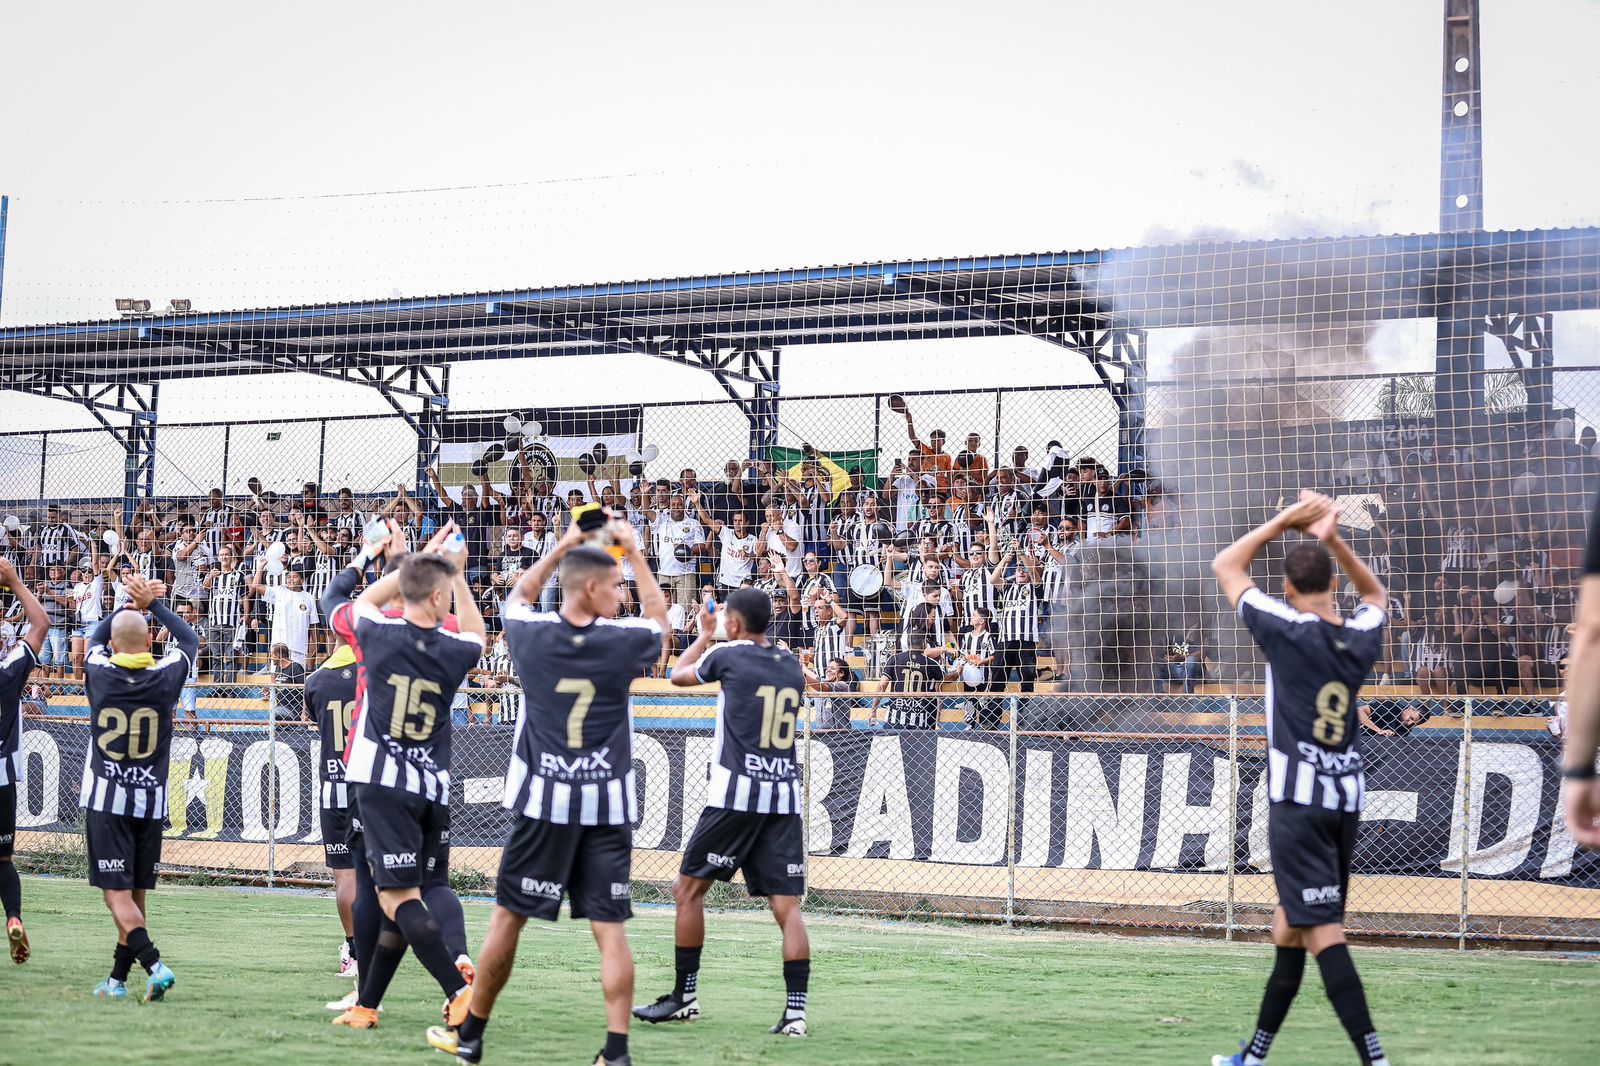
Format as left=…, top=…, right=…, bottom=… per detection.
left=3, top=228, right=1600, bottom=945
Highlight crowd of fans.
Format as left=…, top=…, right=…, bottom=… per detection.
left=0, top=402, right=1583, bottom=727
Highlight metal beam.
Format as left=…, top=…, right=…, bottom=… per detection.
left=1437, top=0, right=1487, bottom=436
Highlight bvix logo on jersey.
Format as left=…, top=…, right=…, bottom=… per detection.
left=539, top=746, right=613, bottom=777
left=1295, top=743, right=1363, bottom=774
left=706, top=851, right=738, bottom=869
left=520, top=878, right=564, bottom=899
left=744, top=753, right=795, bottom=777
left=97, top=859, right=127, bottom=873
left=103, top=763, right=161, bottom=785
left=1302, top=884, right=1342, bottom=905
left=382, top=851, right=418, bottom=869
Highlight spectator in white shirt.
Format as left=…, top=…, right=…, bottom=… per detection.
left=69, top=562, right=105, bottom=677
left=649, top=493, right=706, bottom=609
left=761, top=503, right=804, bottom=580
left=691, top=491, right=758, bottom=589
left=248, top=558, right=319, bottom=665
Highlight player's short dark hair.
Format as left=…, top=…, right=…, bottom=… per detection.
left=905, top=628, right=929, bottom=651
left=1283, top=543, right=1334, bottom=593
left=398, top=553, right=456, bottom=603
left=726, top=588, right=772, bottom=635
left=559, top=544, right=619, bottom=592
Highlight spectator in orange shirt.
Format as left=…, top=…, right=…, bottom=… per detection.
left=899, top=402, right=954, bottom=491
left=956, top=433, right=990, bottom=488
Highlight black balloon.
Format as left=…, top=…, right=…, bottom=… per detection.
left=579, top=453, right=597, bottom=475
left=592, top=443, right=609, bottom=465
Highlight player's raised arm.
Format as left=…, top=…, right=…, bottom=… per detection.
left=507, top=517, right=583, bottom=609
left=0, top=559, right=48, bottom=657
left=446, top=540, right=486, bottom=642
left=670, top=594, right=718, bottom=686
left=1210, top=494, right=1334, bottom=609
left=616, top=517, right=670, bottom=634
left=1562, top=495, right=1600, bottom=847
left=145, top=586, right=200, bottom=665
left=1317, top=509, right=1386, bottom=611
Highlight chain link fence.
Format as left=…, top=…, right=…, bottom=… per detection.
left=12, top=685, right=1594, bottom=945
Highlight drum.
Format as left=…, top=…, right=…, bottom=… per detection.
left=849, top=564, right=884, bottom=597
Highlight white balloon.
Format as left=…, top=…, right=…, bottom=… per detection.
left=266, top=558, right=285, bottom=578
left=1494, top=581, right=1519, bottom=605
left=625, top=450, right=642, bottom=464
left=503, top=415, right=522, bottom=434
left=1, top=515, right=17, bottom=532
left=264, top=541, right=287, bottom=562
left=525, top=419, right=543, bottom=437
left=102, top=530, right=119, bottom=550
left=641, top=443, right=659, bottom=462
left=961, top=662, right=984, bottom=686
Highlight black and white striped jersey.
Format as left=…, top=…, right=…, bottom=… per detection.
left=0, top=643, right=39, bottom=786
left=37, top=523, right=87, bottom=567
left=812, top=621, right=850, bottom=669
left=343, top=603, right=485, bottom=803
left=207, top=569, right=248, bottom=626
left=329, top=509, right=365, bottom=535
left=798, top=484, right=830, bottom=553
left=997, top=581, right=1041, bottom=643
left=879, top=649, right=942, bottom=729
left=305, top=650, right=358, bottom=809
left=694, top=640, right=806, bottom=813
left=960, top=564, right=995, bottom=621
left=833, top=513, right=883, bottom=569
left=80, top=608, right=198, bottom=819
left=958, top=629, right=996, bottom=681
left=500, top=605, right=662, bottom=826
left=1238, top=587, right=1384, bottom=814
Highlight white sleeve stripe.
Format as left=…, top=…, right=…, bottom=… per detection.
left=439, top=628, right=485, bottom=647
left=503, top=605, right=559, bottom=624
left=1239, top=586, right=1313, bottom=624
left=597, top=616, right=664, bottom=634
left=1346, top=603, right=1387, bottom=631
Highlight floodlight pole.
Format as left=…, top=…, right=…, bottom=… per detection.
left=0, top=194, right=9, bottom=321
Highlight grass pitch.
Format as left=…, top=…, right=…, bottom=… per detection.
left=2, top=876, right=1596, bottom=1065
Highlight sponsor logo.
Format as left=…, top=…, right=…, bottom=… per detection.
left=744, top=754, right=796, bottom=776
left=97, top=859, right=127, bottom=872
left=706, top=851, right=738, bottom=869
left=1302, top=884, right=1342, bottom=905
left=540, top=747, right=614, bottom=775
left=100, top=763, right=161, bottom=785
left=1295, top=742, right=1363, bottom=774
left=350, top=817, right=363, bottom=833
left=520, top=878, right=564, bottom=899
left=326, top=842, right=349, bottom=855
left=382, top=852, right=418, bottom=869
left=610, top=882, right=630, bottom=898
left=439, top=830, right=450, bottom=843
left=0, top=833, right=12, bottom=847
left=325, top=759, right=345, bottom=776
left=426, top=857, right=437, bottom=871
left=787, top=863, right=806, bottom=877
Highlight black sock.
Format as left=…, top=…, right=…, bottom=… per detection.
left=393, top=898, right=468, bottom=999
left=783, top=958, right=810, bottom=1016
left=345, top=935, right=355, bottom=955
left=1316, top=944, right=1385, bottom=1065
left=0, top=860, right=20, bottom=920
left=423, top=879, right=469, bottom=961
left=352, top=879, right=382, bottom=975
left=674, top=945, right=702, bottom=997
left=110, top=942, right=135, bottom=983
left=459, top=1012, right=488, bottom=1043
left=124, top=926, right=161, bottom=974
left=358, top=919, right=407, bottom=1010
left=1248, top=947, right=1305, bottom=1060
left=603, top=1031, right=628, bottom=1061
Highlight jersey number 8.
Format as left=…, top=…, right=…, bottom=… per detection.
left=1313, top=681, right=1351, bottom=746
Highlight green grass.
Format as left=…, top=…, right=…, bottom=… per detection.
left=3, top=875, right=1597, bottom=1065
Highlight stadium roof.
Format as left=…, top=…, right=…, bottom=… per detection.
left=2, top=226, right=1597, bottom=391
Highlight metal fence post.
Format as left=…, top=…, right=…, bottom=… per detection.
left=801, top=710, right=811, bottom=908
left=1006, top=694, right=1018, bottom=928
left=267, top=686, right=277, bottom=889
left=1226, top=695, right=1239, bottom=941
left=1457, top=697, right=1473, bottom=951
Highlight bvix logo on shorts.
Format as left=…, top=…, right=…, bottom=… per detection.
left=426, top=857, right=437, bottom=871
left=382, top=852, right=418, bottom=869
left=351, top=817, right=363, bottom=832
left=1302, top=884, right=1342, bottom=905
left=610, top=882, right=630, bottom=898
left=327, top=842, right=349, bottom=855
left=520, top=878, right=563, bottom=899
left=0, top=832, right=12, bottom=847
left=706, top=852, right=738, bottom=869
left=439, top=830, right=450, bottom=843
left=97, top=859, right=127, bottom=872
left=540, top=747, right=613, bottom=776
left=787, top=864, right=806, bottom=877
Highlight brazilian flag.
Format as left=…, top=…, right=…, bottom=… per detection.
left=766, top=446, right=878, bottom=496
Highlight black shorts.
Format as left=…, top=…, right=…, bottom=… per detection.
left=844, top=585, right=889, bottom=614
left=320, top=804, right=354, bottom=870
left=496, top=818, right=632, bottom=923
left=85, top=809, right=163, bottom=891
left=0, top=783, right=15, bottom=859
left=680, top=806, right=805, bottom=898
left=1269, top=802, right=1359, bottom=928
left=353, top=783, right=448, bottom=889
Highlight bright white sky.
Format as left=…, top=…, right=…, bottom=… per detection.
left=2, top=0, right=1599, bottom=459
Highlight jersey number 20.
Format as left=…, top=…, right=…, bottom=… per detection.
left=96, top=706, right=160, bottom=762
left=1313, top=681, right=1350, bottom=746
